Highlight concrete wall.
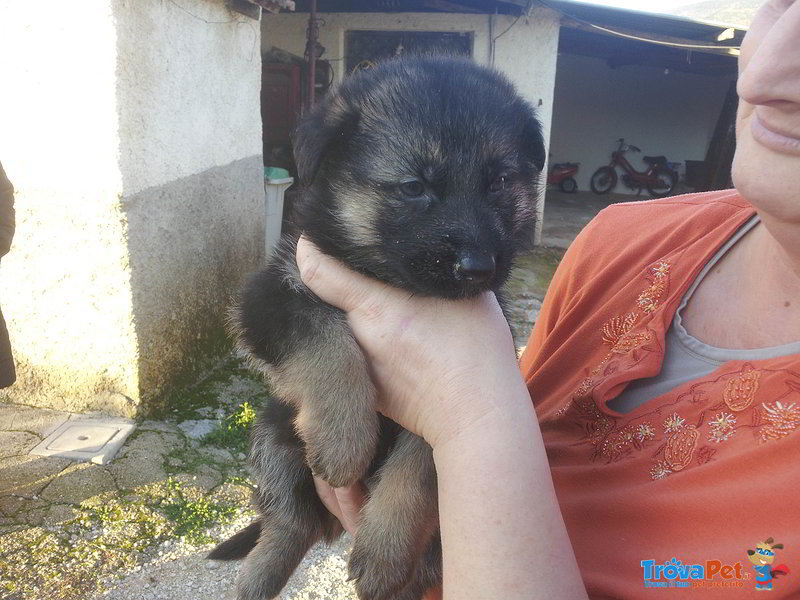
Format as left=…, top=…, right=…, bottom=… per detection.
left=0, top=0, right=263, bottom=416
left=550, top=53, right=735, bottom=193
left=261, top=8, right=561, bottom=241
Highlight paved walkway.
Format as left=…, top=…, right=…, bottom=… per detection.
left=0, top=191, right=618, bottom=600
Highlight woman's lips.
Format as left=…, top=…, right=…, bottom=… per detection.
left=750, top=111, right=800, bottom=156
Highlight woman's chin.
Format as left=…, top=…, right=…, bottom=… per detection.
left=733, top=128, right=800, bottom=223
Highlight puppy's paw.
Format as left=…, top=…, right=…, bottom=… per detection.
left=304, top=413, right=379, bottom=487
left=236, top=569, right=287, bottom=600
left=348, top=536, right=417, bottom=600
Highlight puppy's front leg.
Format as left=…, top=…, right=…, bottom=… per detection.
left=239, top=242, right=380, bottom=488
left=271, top=327, right=379, bottom=487
left=349, top=430, right=438, bottom=600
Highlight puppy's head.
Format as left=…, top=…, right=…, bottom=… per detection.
left=292, top=57, right=545, bottom=298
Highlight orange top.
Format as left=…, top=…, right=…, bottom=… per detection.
left=520, top=190, right=799, bottom=598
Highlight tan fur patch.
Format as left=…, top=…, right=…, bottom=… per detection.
left=269, top=331, right=379, bottom=487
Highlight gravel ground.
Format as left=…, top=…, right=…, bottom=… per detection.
left=95, top=524, right=358, bottom=600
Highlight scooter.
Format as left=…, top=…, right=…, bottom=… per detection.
left=590, top=139, right=677, bottom=198
left=547, top=162, right=580, bottom=193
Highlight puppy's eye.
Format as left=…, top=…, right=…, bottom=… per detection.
left=489, top=174, right=509, bottom=193
left=399, top=180, right=426, bottom=198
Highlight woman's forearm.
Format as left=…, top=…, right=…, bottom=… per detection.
left=432, top=372, right=588, bottom=600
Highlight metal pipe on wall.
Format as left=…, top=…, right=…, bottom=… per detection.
left=306, top=0, right=318, bottom=111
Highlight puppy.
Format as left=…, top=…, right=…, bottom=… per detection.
left=209, top=56, right=545, bottom=600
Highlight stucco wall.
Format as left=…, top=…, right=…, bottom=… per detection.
left=550, top=53, right=735, bottom=193
left=0, top=2, right=137, bottom=414
left=0, top=0, right=263, bottom=415
left=261, top=9, right=561, bottom=242
left=114, top=0, right=264, bottom=410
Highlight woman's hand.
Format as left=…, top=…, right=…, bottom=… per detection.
left=312, top=476, right=365, bottom=536
left=295, top=236, right=524, bottom=449
left=313, top=477, right=444, bottom=600
left=297, top=237, right=587, bottom=599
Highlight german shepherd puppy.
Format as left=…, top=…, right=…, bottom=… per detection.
left=209, top=56, right=545, bottom=600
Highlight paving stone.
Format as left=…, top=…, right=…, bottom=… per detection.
left=0, top=403, right=69, bottom=436
left=107, top=433, right=173, bottom=491
left=78, top=490, right=119, bottom=510
left=137, top=420, right=183, bottom=435
left=40, top=462, right=117, bottom=504
left=198, top=446, right=235, bottom=464
left=172, top=465, right=222, bottom=496
left=14, top=496, right=51, bottom=526
left=0, top=431, right=41, bottom=459
left=109, top=457, right=169, bottom=491
left=117, top=431, right=177, bottom=460
left=0, top=522, right=25, bottom=535
left=177, top=419, right=218, bottom=441
left=0, top=455, right=71, bottom=496
left=0, top=494, right=26, bottom=516
left=42, top=503, right=80, bottom=527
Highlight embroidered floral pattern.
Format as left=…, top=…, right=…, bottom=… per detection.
left=651, top=261, right=670, bottom=278
left=650, top=461, right=672, bottom=480
left=635, top=423, right=656, bottom=442
left=723, top=366, right=761, bottom=411
left=759, top=401, right=800, bottom=443
left=707, top=428, right=735, bottom=444
left=553, top=247, right=800, bottom=480
left=611, top=331, right=651, bottom=355
left=602, top=313, right=638, bottom=346
left=707, top=412, right=737, bottom=443
left=708, top=412, right=737, bottom=429
left=599, top=427, right=637, bottom=461
left=636, top=262, right=671, bottom=313
left=695, top=446, right=717, bottom=465
left=663, top=412, right=685, bottom=433
left=561, top=260, right=671, bottom=415
left=663, top=425, right=699, bottom=471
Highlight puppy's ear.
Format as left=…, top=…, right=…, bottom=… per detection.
left=292, top=95, right=360, bottom=186
left=521, top=109, right=546, bottom=172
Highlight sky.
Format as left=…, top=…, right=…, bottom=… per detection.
left=572, top=0, right=700, bottom=12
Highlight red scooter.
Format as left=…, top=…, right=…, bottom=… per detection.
left=547, top=161, right=579, bottom=193
left=590, top=138, right=677, bottom=198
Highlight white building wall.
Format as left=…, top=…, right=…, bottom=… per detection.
left=0, top=0, right=264, bottom=415
left=115, top=0, right=262, bottom=195
left=0, top=1, right=138, bottom=414
left=550, top=53, right=734, bottom=193
left=261, top=8, right=561, bottom=242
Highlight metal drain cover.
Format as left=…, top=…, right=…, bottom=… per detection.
left=30, top=415, right=135, bottom=464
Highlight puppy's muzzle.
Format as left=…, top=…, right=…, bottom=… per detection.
left=455, top=251, right=496, bottom=285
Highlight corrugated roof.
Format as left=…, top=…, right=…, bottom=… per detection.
left=545, top=0, right=747, bottom=40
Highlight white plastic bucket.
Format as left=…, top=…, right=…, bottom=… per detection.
left=264, top=176, right=293, bottom=260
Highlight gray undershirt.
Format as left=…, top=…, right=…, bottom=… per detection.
left=607, top=215, right=800, bottom=414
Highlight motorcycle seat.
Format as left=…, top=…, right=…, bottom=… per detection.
left=643, top=155, right=667, bottom=165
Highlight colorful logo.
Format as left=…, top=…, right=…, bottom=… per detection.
left=640, top=557, right=750, bottom=589
left=640, top=537, right=791, bottom=591
left=746, top=538, right=790, bottom=591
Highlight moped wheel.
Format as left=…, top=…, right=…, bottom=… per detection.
left=647, top=168, right=677, bottom=198
left=590, top=167, right=617, bottom=194
left=559, top=177, right=578, bottom=193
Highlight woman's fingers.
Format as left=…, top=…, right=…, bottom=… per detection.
left=297, top=236, right=392, bottom=316
left=313, top=476, right=366, bottom=536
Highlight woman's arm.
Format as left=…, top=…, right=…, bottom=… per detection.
left=297, top=238, right=588, bottom=600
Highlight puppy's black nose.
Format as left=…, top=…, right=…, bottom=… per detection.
left=455, top=252, right=496, bottom=284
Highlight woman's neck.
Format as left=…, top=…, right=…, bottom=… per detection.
left=681, top=218, right=800, bottom=349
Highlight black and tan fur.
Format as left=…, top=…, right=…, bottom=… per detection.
left=209, top=57, right=545, bottom=600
